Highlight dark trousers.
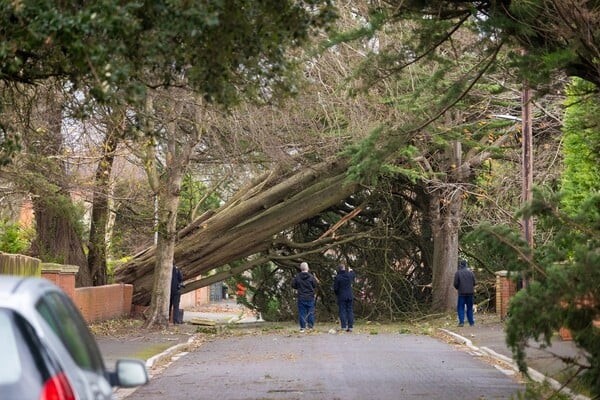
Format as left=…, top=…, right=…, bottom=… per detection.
left=457, top=294, right=474, bottom=325
left=338, top=299, right=354, bottom=329
left=297, top=299, right=315, bottom=329
left=170, top=293, right=181, bottom=324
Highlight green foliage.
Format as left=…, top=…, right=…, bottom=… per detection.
left=0, top=129, right=20, bottom=166
left=41, top=194, right=87, bottom=240
left=344, top=125, right=388, bottom=184
left=233, top=263, right=296, bottom=322
left=560, top=78, right=600, bottom=215
left=324, top=7, right=385, bottom=48
left=177, top=174, right=222, bottom=228
left=473, top=190, right=600, bottom=396
left=0, top=0, right=337, bottom=159
left=264, top=298, right=282, bottom=322
left=1, top=0, right=336, bottom=99
left=0, top=219, right=31, bottom=253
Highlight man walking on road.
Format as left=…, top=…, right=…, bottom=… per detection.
left=292, top=262, right=317, bottom=332
left=333, top=264, right=355, bottom=332
left=453, top=259, right=476, bottom=327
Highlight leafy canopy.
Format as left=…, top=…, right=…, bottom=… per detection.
left=0, top=0, right=337, bottom=163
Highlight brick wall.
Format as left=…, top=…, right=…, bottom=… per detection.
left=3, top=253, right=209, bottom=324
left=40, top=263, right=133, bottom=323
left=495, top=270, right=516, bottom=320
left=41, top=263, right=79, bottom=300
left=74, top=284, right=133, bottom=323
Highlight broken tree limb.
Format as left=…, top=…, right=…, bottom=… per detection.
left=114, top=156, right=358, bottom=305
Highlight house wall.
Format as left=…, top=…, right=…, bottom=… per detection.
left=180, top=286, right=210, bottom=309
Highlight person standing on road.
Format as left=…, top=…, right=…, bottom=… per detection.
left=292, top=262, right=317, bottom=332
left=333, top=264, right=355, bottom=332
left=170, top=265, right=184, bottom=324
left=453, top=259, right=476, bottom=327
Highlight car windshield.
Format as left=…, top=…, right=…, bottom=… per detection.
left=36, top=291, right=105, bottom=374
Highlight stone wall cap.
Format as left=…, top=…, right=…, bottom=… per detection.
left=495, top=270, right=509, bottom=277
left=41, top=263, right=80, bottom=274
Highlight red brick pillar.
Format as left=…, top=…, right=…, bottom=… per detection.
left=41, top=263, right=79, bottom=301
left=495, top=270, right=516, bottom=320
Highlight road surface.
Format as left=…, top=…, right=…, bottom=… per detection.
left=128, top=331, right=523, bottom=400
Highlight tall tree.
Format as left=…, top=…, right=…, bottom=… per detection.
left=132, top=88, right=205, bottom=326
left=325, top=5, right=519, bottom=311
left=1, top=1, right=337, bottom=306
left=11, top=83, right=90, bottom=281
left=86, top=107, right=125, bottom=286
left=115, top=0, right=392, bottom=308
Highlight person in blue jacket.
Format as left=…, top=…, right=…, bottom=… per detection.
left=333, top=264, right=355, bottom=332
left=453, top=259, right=476, bottom=327
left=292, top=262, right=317, bottom=332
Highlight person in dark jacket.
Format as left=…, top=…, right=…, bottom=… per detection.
left=333, top=264, right=355, bottom=332
left=292, top=262, right=317, bottom=332
left=453, top=259, right=476, bottom=327
left=170, top=265, right=184, bottom=324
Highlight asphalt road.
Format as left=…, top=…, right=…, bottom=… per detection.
left=127, top=331, right=523, bottom=400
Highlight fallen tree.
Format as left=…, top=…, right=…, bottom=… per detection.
left=114, top=156, right=359, bottom=305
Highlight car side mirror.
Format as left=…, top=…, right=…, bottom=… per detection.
left=110, top=359, right=149, bottom=388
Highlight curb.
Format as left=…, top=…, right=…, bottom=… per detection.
left=439, top=328, right=590, bottom=400
left=145, top=335, right=197, bottom=369
left=113, top=334, right=198, bottom=400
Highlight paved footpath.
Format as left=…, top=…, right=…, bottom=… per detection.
left=127, top=331, right=524, bottom=400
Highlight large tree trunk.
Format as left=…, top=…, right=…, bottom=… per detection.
left=142, top=92, right=192, bottom=327
left=114, top=157, right=357, bottom=305
left=143, top=166, right=184, bottom=327
left=87, top=129, right=120, bottom=286
left=30, top=194, right=89, bottom=282
left=429, top=186, right=463, bottom=312
left=429, top=139, right=465, bottom=312
left=23, top=83, right=90, bottom=285
left=426, top=127, right=512, bottom=311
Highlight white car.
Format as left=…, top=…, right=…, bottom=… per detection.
left=0, top=275, right=148, bottom=399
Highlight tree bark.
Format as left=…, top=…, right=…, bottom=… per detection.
left=143, top=168, right=184, bottom=327
left=428, top=134, right=510, bottom=311
left=429, top=138, right=463, bottom=312
left=429, top=185, right=463, bottom=312
left=30, top=194, right=90, bottom=283
left=114, top=157, right=357, bottom=305
left=87, top=129, right=120, bottom=286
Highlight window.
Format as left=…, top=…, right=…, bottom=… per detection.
left=35, top=292, right=105, bottom=374
left=0, top=311, right=23, bottom=384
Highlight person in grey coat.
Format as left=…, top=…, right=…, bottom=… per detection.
left=453, top=259, right=476, bottom=327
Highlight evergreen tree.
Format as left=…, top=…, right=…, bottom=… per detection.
left=560, top=78, right=600, bottom=214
